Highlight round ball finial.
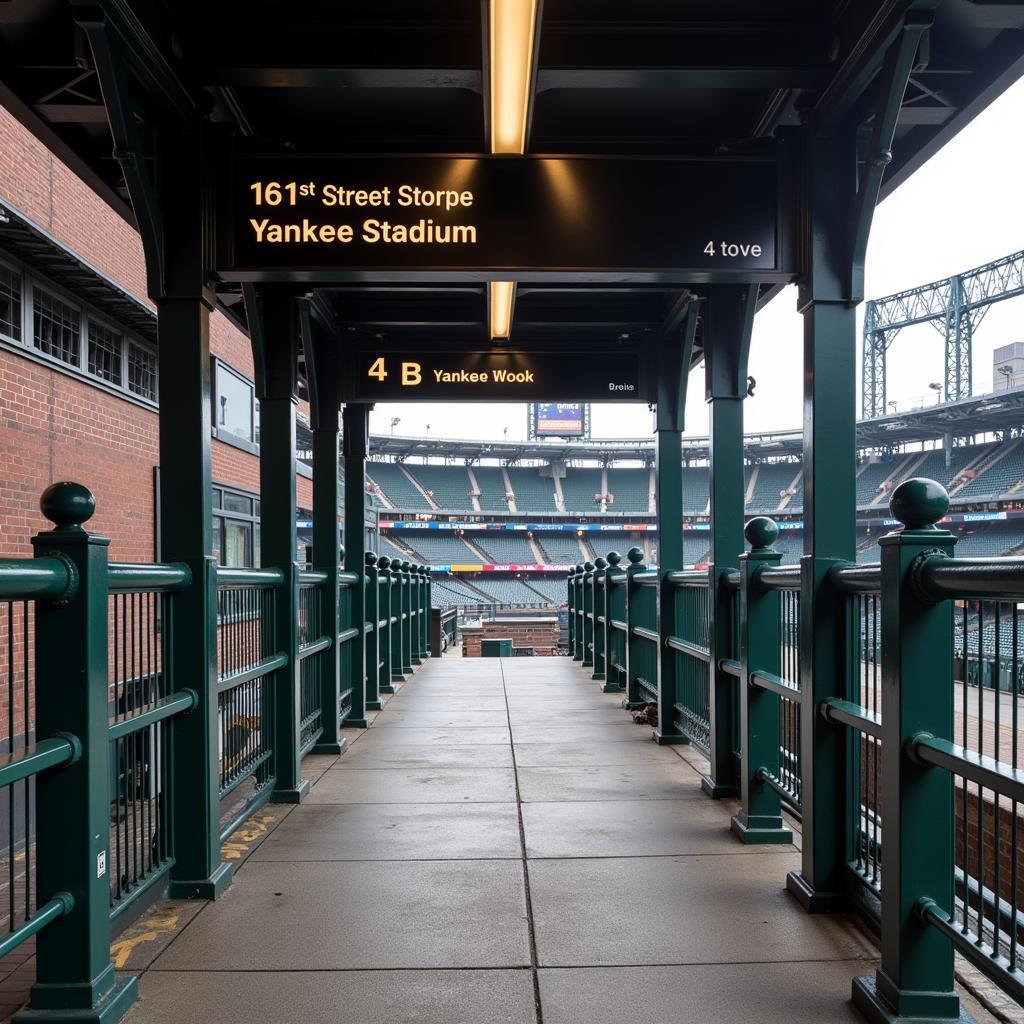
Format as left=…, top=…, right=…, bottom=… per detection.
left=575, top=563, right=584, bottom=573
left=378, top=555, right=391, bottom=569
left=40, top=482, right=95, bottom=530
left=594, top=556, right=608, bottom=569
left=401, top=560, right=411, bottom=572
left=365, top=551, right=378, bottom=566
left=890, top=477, right=949, bottom=530
left=744, top=516, right=779, bottom=550
left=584, top=561, right=595, bottom=572
left=627, top=547, right=644, bottom=564
left=607, top=551, right=622, bottom=566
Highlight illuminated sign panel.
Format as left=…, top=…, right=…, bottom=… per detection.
left=347, top=351, right=645, bottom=402
left=533, top=403, right=587, bottom=438
left=221, top=156, right=782, bottom=278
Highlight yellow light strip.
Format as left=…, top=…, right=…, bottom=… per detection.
left=489, top=280, right=515, bottom=340
left=489, top=0, right=539, bottom=155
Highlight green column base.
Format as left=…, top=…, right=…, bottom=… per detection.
left=730, top=814, right=793, bottom=845
left=379, top=683, right=396, bottom=694
left=591, top=669, right=605, bottom=681
left=16, top=974, right=138, bottom=1024
left=167, top=859, right=233, bottom=900
left=700, top=776, right=737, bottom=798
left=366, top=698, right=387, bottom=711
left=270, top=778, right=310, bottom=804
left=851, top=975, right=972, bottom=1024
left=311, top=737, right=348, bottom=755
left=602, top=682, right=625, bottom=694
left=652, top=729, right=689, bottom=746
left=391, top=672, right=407, bottom=683
left=345, top=717, right=369, bottom=728
left=582, top=658, right=593, bottom=668
left=785, top=870, right=847, bottom=913
left=621, top=698, right=646, bottom=709
left=410, top=656, right=422, bottom=667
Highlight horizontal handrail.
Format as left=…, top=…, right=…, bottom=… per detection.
left=217, top=567, right=284, bottom=588
left=755, top=564, right=800, bottom=592
left=918, top=554, right=1024, bottom=601
left=609, top=618, right=628, bottom=633
left=754, top=767, right=802, bottom=810
left=338, top=627, right=360, bottom=644
left=298, top=570, right=329, bottom=586
left=720, top=657, right=742, bottom=678
left=108, top=562, right=191, bottom=593
left=607, top=571, right=627, bottom=586
left=667, top=569, right=707, bottom=588
left=820, top=697, right=882, bottom=740
left=631, top=625, right=659, bottom=643
left=0, top=558, right=74, bottom=601
left=665, top=635, right=710, bottom=662
left=297, top=635, right=332, bottom=660
left=217, top=653, right=289, bottom=694
left=749, top=669, right=800, bottom=699
left=911, top=733, right=1024, bottom=804
left=831, top=561, right=880, bottom=594
left=0, top=893, right=73, bottom=961
left=632, top=571, right=658, bottom=587
left=339, top=570, right=360, bottom=586
left=108, top=690, right=197, bottom=742
left=722, top=569, right=740, bottom=591
left=0, top=736, right=78, bottom=790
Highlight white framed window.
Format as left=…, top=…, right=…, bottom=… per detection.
left=0, top=259, right=21, bottom=342
left=86, top=317, right=122, bottom=386
left=213, top=359, right=257, bottom=445
left=33, top=286, right=80, bottom=367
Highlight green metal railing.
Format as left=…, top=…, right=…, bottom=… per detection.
left=568, top=478, right=1024, bottom=1020
left=0, top=482, right=433, bottom=1022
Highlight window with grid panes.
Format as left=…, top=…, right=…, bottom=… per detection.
left=0, top=264, right=20, bottom=341
left=33, top=288, right=79, bottom=365
left=127, top=341, right=157, bottom=400
left=87, top=319, right=122, bottom=385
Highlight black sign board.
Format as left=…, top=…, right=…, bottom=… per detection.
left=345, top=351, right=646, bottom=403
left=221, top=156, right=784, bottom=281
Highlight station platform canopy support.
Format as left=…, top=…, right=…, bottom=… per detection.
left=1, top=3, right=1024, bottom=1022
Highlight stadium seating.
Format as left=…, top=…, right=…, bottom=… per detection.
left=606, top=468, right=652, bottom=513
left=402, top=534, right=483, bottom=564
left=470, top=577, right=552, bottom=605
left=430, top=576, right=491, bottom=606
left=681, top=467, right=710, bottom=515
left=952, top=529, right=1023, bottom=556
left=472, top=466, right=511, bottom=512
left=561, top=467, right=604, bottom=513
left=505, top=467, right=558, bottom=511
left=474, top=533, right=539, bottom=563
left=407, top=464, right=474, bottom=510
left=537, top=535, right=587, bottom=564
left=521, top=577, right=566, bottom=604
left=377, top=536, right=414, bottom=565
left=855, top=458, right=898, bottom=507
left=952, top=442, right=1024, bottom=500
left=366, top=462, right=432, bottom=509
left=747, top=462, right=802, bottom=513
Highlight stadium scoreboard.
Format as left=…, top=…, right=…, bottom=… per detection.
left=530, top=404, right=590, bottom=439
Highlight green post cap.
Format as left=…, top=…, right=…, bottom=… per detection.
left=594, top=556, right=608, bottom=569
left=365, top=551, right=378, bottom=565
left=584, top=561, right=595, bottom=571
left=607, top=551, right=622, bottom=566
left=40, top=481, right=95, bottom=530
left=744, top=516, right=779, bottom=550
left=575, top=563, right=584, bottom=573
left=627, top=547, right=644, bottom=564
left=378, top=555, right=391, bottom=569
left=890, top=477, right=950, bottom=530
left=401, top=560, right=411, bottom=572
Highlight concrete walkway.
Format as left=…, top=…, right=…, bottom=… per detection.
left=123, top=657, right=882, bottom=1023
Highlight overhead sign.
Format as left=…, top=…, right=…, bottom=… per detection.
left=221, top=156, right=783, bottom=280
left=532, top=403, right=588, bottom=438
left=348, top=350, right=645, bottom=402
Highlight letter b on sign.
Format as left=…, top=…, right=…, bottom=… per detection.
left=402, top=362, right=422, bottom=386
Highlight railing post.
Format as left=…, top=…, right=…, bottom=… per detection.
left=853, top=480, right=963, bottom=1024
left=567, top=566, right=576, bottom=654
left=424, top=568, right=432, bottom=654
left=341, top=403, right=369, bottom=729
left=364, top=553, right=384, bottom=710
left=400, top=562, right=414, bottom=674
left=602, top=552, right=626, bottom=693
left=582, top=561, right=595, bottom=667
left=572, top=564, right=584, bottom=661
left=415, top=565, right=428, bottom=660
left=389, top=565, right=404, bottom=684
left=624, top=548, right=647, bottom=707
left=377, top=556, right=396, bottom=693
left=271, top=559, right=306, bottom=802
left=22, top=483, right=137, bottom=1022
left=591, top=556, right=607, bottom=681
left=408, top=563, right=422, bottom=668
left=731, top=518, right=792, bottom=845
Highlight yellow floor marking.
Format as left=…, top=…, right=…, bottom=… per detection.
left=110, top=905, right=184, bottom=968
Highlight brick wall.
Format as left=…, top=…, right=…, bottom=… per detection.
left=463, top=617, right=560, bottom=656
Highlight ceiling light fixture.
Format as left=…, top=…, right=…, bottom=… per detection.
left=489, top=280, right=515, bottom=340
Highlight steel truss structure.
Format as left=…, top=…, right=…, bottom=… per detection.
left=862, top=249, right=1024, bottom=418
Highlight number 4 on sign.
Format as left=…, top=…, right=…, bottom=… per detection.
left=704, top=241, right=715, bottom=255
left=368, top=357, right=387, bottom=381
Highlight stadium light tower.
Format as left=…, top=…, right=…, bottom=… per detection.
left=998, top=364, right=1014, bottom=389
left=390, top=416, right=401, bottom=434
left=928, top=381, right=942, bottom=404
left=487, top=0, right=540, bottom=340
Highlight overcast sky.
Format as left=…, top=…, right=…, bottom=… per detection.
left=369, top=77, right=1024, bottom=445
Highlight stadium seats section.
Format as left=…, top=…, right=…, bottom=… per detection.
left=606, top=468, right=652, bottom=513
left=367, top=462, right=432, bottom=510
left=505, top=467, right=558, bottom=511
left=406, top=464, right=474, bottom=511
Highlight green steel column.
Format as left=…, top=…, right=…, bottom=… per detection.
left=702, top=285, right=756, bottom=795
left=591, top=556, right=607, bottom=681
left=23, top=484, right=137, bottom=1022
left=581, top=561, right=595, bottom=668
left=408, top=563, right=422, bottom=667
left=256, top=289, right=307, bottom=804
left=364, top=553, right=384, bottom=710
left=787, top=132, right=859, bottom=912
left=389, top=565, right=404, bottom=682
left=156, top=295, right=229, bottom=897
left=307, top=305, right=345, bottom=755
left=342, top=403, right=369, bottom=728
left=603, top=552, right=626, bottom=693
left=731, top=517, right=792, bottom=845
left=567, top=567, right=576, bottom=653
left=419, top=565, right=430, bottom=659
left=377, top=556, right=396, bottom=692
left=400, top=561, right=414, bottom=673
left=572, top=564, right=584, bottom=661
left=852, top=480, right=963, bottom=1023
left=624, top=548, right=647, bottom=707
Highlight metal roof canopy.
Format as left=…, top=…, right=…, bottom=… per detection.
left=2, top=1, right=1023, bottom=378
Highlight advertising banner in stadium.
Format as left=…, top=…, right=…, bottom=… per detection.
left=222, top=156, right=783, bottom=280
left=430, top=563, right=574, bottom=573
left=379, top=521, right=657, bottom=531
left=531, top=403, right=588, bottom=438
